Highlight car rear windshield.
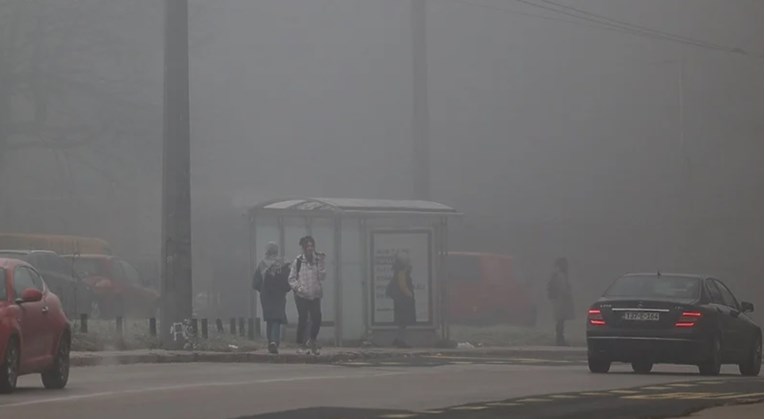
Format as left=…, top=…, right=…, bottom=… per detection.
left=604, top=275, right=701, bottom=300
left=72, top=258, right=110, bottom=278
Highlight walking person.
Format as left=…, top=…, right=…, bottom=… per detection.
left=547, top=257, right=574, bottom=346
left=253, top=242, right=291, bottom=354
left=386, top=252, right=416, bottom=348
left=288, top=236, right=326, bottom=355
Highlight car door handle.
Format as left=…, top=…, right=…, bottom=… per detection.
left=42, top=306, right=49, bottom=314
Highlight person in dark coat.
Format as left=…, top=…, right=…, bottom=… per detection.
left=386, top=252, right=416, bottom=348
left=547, top=257, right=574, bottom=346
left=253, top=242, right=291, bottom=354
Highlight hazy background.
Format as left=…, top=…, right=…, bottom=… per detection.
left=0, top=0, right=761, bottom=327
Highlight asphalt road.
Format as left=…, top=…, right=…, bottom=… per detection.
left=0, top=356, right=760, bottom=419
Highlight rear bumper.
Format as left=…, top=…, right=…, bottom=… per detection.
left=587, top=335, right=709, bottom=364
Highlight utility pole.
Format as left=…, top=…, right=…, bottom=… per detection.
left=160, top=0, right=192, bottom=349
left=412, top=0, right=430, bottom=200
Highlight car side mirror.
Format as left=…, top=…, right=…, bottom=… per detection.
left=741, top=301, right=754, bottom=313
left=15, top=288, right=43, bottom=304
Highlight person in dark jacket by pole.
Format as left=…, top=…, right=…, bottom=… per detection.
left=253, top=242, right=292, bottom=354
left=387, top=252, right=416, bottom=348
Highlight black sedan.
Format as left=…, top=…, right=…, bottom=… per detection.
left=586, top=273, right=761, bottom=376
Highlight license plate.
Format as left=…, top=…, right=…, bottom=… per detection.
left=623, top=312, right=660, bottom=321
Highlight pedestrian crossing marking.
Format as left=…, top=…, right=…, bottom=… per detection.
left=610, top=390, right=641, bottom=394
left=486, top=402, right=521, bottom=407
left=666, top=383, right=696, bottom=388
left=641, top=386, right=671, bottom=390
left=379, top=414, right=418, bottom=419
left=580, top=392, right=610, bottom=396
left=451, top=406, right=489, bottom=411
left=624, top=392, right=738, bottom=400
left=713, top=392, right=763, bottom=400
left=549, top=394, right=578, bottom=399
left=516, top=398, right=551, bottom=402
left=697, top=381, right=724, bottom=385
left=342, top=362, right=372, bottom=366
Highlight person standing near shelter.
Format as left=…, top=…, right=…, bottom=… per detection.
left=289, top=236, right=326, bottom=355
left=387, top=252, right=416, bottom=348
left=253, top=242, right=291, bottom=354
left=547, top=257, right=574, bottom=346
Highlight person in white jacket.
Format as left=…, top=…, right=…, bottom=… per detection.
left=288, top=236, right=326, bottom=355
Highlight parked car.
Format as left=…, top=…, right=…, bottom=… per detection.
left=0, top=257, right=71, bottom=393
left=446, top=252, right=536, bottom=326
left=0, top=250, right=94, bottom=317
left=586, top=273, right=761, bottom=376
left=65, top=254, right=159, bottom=318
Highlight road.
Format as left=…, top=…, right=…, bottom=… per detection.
left=0, top=355, right=760, bottom=419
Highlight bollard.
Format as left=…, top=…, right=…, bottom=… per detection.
left=149, top=317, right=157, bottom=337
left=238, top=317, right=245, bottom=337
left=116, top=316, right=124, bottom=336
left=247, top=318, right=255, bottom=340
left=230, top=318, right=236, bottom=335
left=216, top=318, right=224, bottom=333
left=80, top=313, right=88, bottom=334
left=191, top=318, right=199, bottom=337
left=201, top=318, right=209, bottom=339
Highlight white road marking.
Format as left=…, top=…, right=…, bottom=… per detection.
left=0, top=371, right=408, bottom=409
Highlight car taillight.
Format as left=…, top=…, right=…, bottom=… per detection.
left=675, top=311, right=702, bottom=328
left=588, top=308, right=606, bottom=326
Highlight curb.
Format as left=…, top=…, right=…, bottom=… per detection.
left=70, top=346, right=587, bottom=367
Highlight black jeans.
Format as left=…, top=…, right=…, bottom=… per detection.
left=295, top=296, right=322, bottom=345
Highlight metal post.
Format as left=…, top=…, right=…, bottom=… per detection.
left=333, top=215, right=343, bottom=346
left=80, top=313, right=88, bottom=334
left=216, top=318, right=224, bottom=333
left=149, top=317, right=157, bottom=337
left=248, top=212, right=258, bottom=342
left=201, top=318, right=208, bottom=339
left=440, top=217, right=450, bottom=341
left=239, top=317, right=245, bottom=337
left=160, top=0, right=192, bottom=349
left=360, top=218, right=370, bottom=341
left=116, top=316, right=124, bottom=337
left=229, top=318, right=236, bottom=334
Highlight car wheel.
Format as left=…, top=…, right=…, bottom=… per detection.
left=739, top=335, right=762, bottom=377
left=698, top=335, right=722, bottom=376
left=631, top=361, right=653, bottom=374
left=42, top=333, right=70, bottom=390
left=588, top=355, right=611, bottom=373
left=0, top=337, right=20, bottom=394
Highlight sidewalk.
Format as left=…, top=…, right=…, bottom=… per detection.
left=70, top=345, right=587, bottom=367
left=680, top=402, right=763, bottom=419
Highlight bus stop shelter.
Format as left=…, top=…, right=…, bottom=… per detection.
left=247, top=198, right=460, bottom=346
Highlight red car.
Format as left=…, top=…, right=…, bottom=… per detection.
left=66, top=254, right=159, bottom=318
left=0, top=257, right=71, bottom=393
